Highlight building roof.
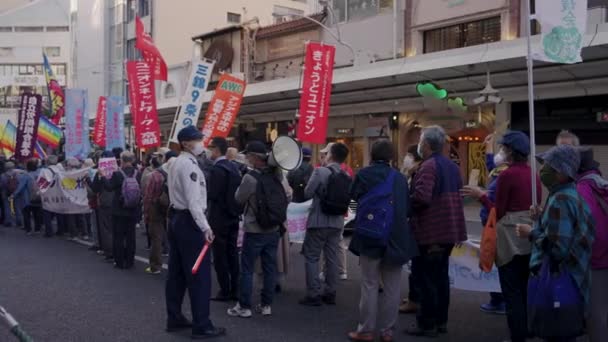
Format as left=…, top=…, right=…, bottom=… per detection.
left=191, top=25, right=243, bottom=42
left=256, top=11, right=326, bottom=40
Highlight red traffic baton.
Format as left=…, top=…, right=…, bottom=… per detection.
left=191, top=242, right=211, bottom=275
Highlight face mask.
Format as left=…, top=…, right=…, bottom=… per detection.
left=403, top=155, right=415, bottom=170
left=417, top=143, right=424, bottom=159
left=190, top=142, right=205, bottom=156
left=539, top=164, right=560, bottom=189
left=493, top=151, right=506, bottom=167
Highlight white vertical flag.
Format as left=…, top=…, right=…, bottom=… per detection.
left=533, top=0, right=588, bottom=64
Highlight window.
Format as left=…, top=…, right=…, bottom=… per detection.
left=139, top=0, right=150, bottom=17
left=164, top=83, right=176, bottom=99
left=127, top=0, right=136, bottom=21
left=14, top=26, right=44, bottom=32
left=272, top=5, right=304, bottom=23
left=332, top=0, right=387, bottom=22
left=0, top=27, right=12, bottom=32
left=424, top=16, right=501, bottom=53
left=44, top=47, right=61, bottom=57
left=46, top=26, right=69, bottom=32
left=227, top=12, right=241, bottom=23
left=0, top=47, right=13, bottom=57
left=54, top=65, right=66, bottom=75
left=127, top=39, right=140, bottom=60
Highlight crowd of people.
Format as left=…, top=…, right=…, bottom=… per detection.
left=1, top=125, right=606, bottom=341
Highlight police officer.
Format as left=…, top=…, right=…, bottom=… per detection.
left=165, top=126, right=226, bottom=339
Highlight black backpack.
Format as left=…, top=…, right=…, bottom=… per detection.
left=288, top=163, right=313, bottom=203
left=320, top=167, right=352, bottom=215
left=251, top=169, right=288, bottom=230
left=216, top=162, right=243, bottom=219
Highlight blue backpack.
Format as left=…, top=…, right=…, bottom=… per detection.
left=355, top=169, right=398, bottom=244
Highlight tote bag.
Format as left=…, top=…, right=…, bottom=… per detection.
left=479, top=208, right=497, bottom=273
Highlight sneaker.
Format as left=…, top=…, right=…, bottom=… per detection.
left=299, top=296, right=322, bottom=307
left=480, top=302, right=506, bottom=315
left=227, top=303, right=252, bottom=318
left=340, top=273, right=348, bottom=280
left=405, top=325, right=439, bottom=338
left=347, top=332, right=374, bottom=342
left=255, top=304, right=272, bottom=316
left=318, top=272, right=325, bottom=281
left=145, top=267, right=161, bottom=275
left=96, top=250, right=105, bottom=256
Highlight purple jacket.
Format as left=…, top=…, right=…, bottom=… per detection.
left=577, top=170, right=608, bottom=270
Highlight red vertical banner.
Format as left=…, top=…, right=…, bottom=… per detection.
left=127, top=61, right=161, bottom=148
left=93, top=96, right=106, bottom=147
left=296, top=42, right=335, bottom=144
left=201, top=74, right=246, bottom=147
left=135, top=16, right=168, bottom=81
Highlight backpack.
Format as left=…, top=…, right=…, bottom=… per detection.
left=355, top=169, right=398, bottom=244
left=216, top=162, right=243, bottom=219
left=157, top=168, right=170, bottom=212
left=288, top=163, right=313, bottom=203
left=6, top=173, right=19, bottom=194
left=251, top=170, right=288, bottom=230
left=28, top=173, right=41, bottom=203
left=320, top=167, right=352, bottom=215
left=119, top=169, right=141, bottom=209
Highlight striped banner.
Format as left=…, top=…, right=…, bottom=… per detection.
left=38, top=116, right=62, bottom=148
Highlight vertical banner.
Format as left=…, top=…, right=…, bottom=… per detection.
left=201, top=74, right=246, bottom=147
left=169, top=58, right=215, bottom=143
left=105, top=96, right=125, bottom=151
left=127, top=61, right=161, bottom=148
left=43, top=53, right=65, bottom=124
left=93, top=96, right=107, bottom=147
left=64, top=89, right=90, bottom=159
left=297, top=42, right=336, bottom=144
left=534, top=0, right=588, bottom=64
left=15, top=93, right=42, bottom=161
left=135, top=16, right=168, bottom=81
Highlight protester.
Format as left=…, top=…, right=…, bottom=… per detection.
left=92, top=151, right=115, bottom=262
left=555, top=130, right=580, bottom=146
left=299, top=143, right=350, bottom=306
left=64, top=158, right=86, bottom=240
left=83, top=158, right=100, bottom=250
left=2, top=161, right=25, bottom=228
left=320, top=142, right=354, bottom=177
left=141, top=152, right=163, bottom=250
left=228, top=141, right=292, bottom=318
left=494, top=131, right=542, bottom=342
left=207, top=137, right=242, bottom=301
left=103, top=151, right=140, bottom=269
left=227, top=147, right=249, bottom=176
left=165, top=126, right=224, bottom=339
left=406, top=126, right=467, bottom=337
left=574, top=147, right=608, bottom=342
left=287, top=147, right=314, bottom=203
left=516, top=145, right=594, bottom=342
left=22, top=159, right=42, bottom=235
left=41, top=155, right=66, bottom=237
left=400, top=144, right=422, bottom=179
left=461, top=133, right=508, bottom=314
left=347, top=139, right=418, bottom=342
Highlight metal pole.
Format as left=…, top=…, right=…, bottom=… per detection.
left=525, top=0, right=537, bottom=204
left=393, top=0, right=398, bottom=59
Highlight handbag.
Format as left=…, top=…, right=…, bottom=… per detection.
left=527, top=255, right=585, bottom=339
left=479, top=208, right=497, bottom=273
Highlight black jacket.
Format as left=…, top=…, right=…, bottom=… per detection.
left=348, top=162, right=419, bottom=266
left=102, top=166, right=141, bottom=218
left=287, top=161, right=314, bottom=203
left=207, top=159, right=242, bottom=230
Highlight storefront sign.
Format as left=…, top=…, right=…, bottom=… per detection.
left=127, top=61, right=161, bottom=148
left=93, top=96, right=106, bottom=147
left=64, top=88, right=90, bottom=159
left=201, top=73, right=246, bottom=147
left=105, top=96, right=125, bottom=151
left=534, top=0, right=588, bottom=64
left=169, top=58, right=215, bottom=143
left=15, top=93, right=41, bottom=161
left=336, top=128, right=354, bottom=135
left=297, top=42, right=335, bottom=144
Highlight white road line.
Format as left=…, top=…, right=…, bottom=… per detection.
left=73, top=238, right=168, bottom=270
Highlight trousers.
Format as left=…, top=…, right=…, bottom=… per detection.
left=212, top=222, right=240, bottom=297
left=417, top=244, right=454, bottom=330
left=112, top=215, right=136, bottom=268
left=302, top=228, right=342, bottom=298
left=498, top=254, right=531, bottom=342
left=23, top=205, right=42, bottom=233
left=239, top=232, right=279, bottom=309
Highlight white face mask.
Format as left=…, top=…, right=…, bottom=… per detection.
left=190, top=142, right=205, bottom=156
left=493, top=151, right=506, bottom=167
left=403, top=155, right=415, bottom=170
left=417, top=143, right=424, bottom=159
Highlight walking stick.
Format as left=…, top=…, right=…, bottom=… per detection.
left=0, top=306, right=34, bottom=342
left=191, top=242, right=211, bottom=275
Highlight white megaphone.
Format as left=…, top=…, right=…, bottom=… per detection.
left=268, top=136, right=302, bottom=171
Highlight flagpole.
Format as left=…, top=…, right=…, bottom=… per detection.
left=525, top=0, right=538, bottom=205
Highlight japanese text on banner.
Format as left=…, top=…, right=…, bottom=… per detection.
left=169, top=58, right=215, bottom=143
left=64, top=88, right=90, bottom=159
left=201, top=73, right=246, bottom=147
left=127, top=61, right=161, bottom=148
left=104, top=96, right=125, bottom=151
left=297, top=42, right=335, bottom=144
left=93, top=96, right=107, bottom=147
left=15, top=93, right=42, bottom=161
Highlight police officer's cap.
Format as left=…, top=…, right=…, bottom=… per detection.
left=177, top=126, right=203, bottom=143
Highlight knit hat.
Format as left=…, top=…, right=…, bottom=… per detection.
left=536, top=145, right=581, bottom=180
left=578, top=146, right=600, bottom=173
left=498, top=131, right=531, bottom=156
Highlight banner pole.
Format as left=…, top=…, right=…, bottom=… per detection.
left=525, top=0, right=537, bottom=205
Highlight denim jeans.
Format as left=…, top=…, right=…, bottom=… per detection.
left=239, top=232, right=280, bottom=309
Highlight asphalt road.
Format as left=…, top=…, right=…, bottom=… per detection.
left=0, top=222, right=515, bottom=342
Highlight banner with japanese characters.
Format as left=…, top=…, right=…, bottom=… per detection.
left=38, top=166, right=91, bottom=214
left=201, top=73, right=246, bottom=147
left=135, top=16, right=167, bottom=81
left=64, top=88, right=90, bottom=159
left=169, top=58, right=215, bottom=143
left=15, top=93, right=42, bottom=161
left=93, top=96, right=106, bottom=147
left=297, top=42, right=335, bottom=144
left=98, top=157, right=118, bottom=178
left=127, top=61, right=161, bottom=149
left=105, top=96, right=125, bottom=151
left=534, top=0, right=588, bottom=64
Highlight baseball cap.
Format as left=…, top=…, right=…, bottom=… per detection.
left=243, top=141, right=267, bottom=155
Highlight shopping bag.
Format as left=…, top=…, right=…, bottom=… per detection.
left=479, top=208, right=497, bottom=273
left=527, top=256, right=585, bottom=339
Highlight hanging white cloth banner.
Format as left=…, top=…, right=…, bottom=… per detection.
left=533, top=0, right=588, bottom=64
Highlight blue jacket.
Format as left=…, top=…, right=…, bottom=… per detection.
left=10, top=170, right=31, bottom=207
left=348, top=162, right=419, bottom=266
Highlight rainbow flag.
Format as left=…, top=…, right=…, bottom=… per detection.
left=43, top=52, right=65, bottom=125
left=0, top=120, right=16, bottom=157
left=38, top=116, right=62, bottom=148
left=34, top=142, right=47, bottom=159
